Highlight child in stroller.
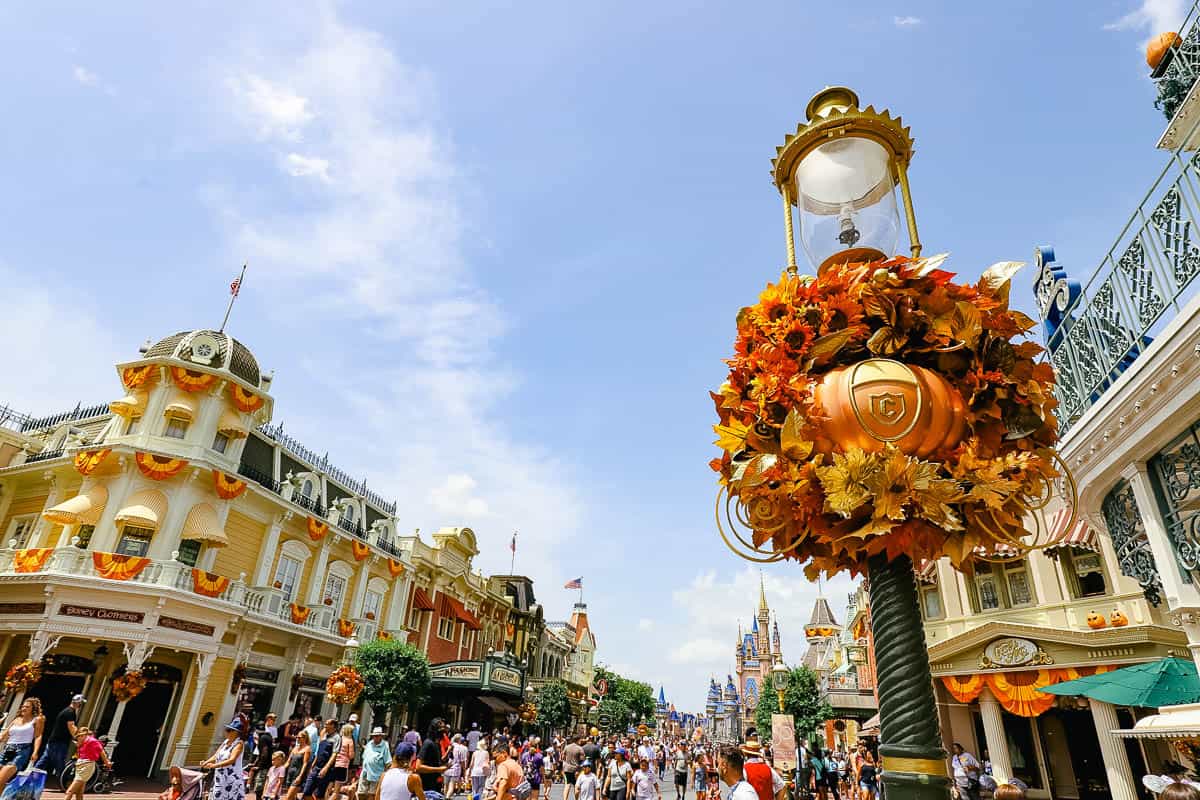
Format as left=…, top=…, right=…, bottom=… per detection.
left=160, top=766, right=208, bottom=800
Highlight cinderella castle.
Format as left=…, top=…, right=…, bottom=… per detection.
left=705, top=578, right=783, bottom=741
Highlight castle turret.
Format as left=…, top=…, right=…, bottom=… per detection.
left=805, top=594, right=841, bottom=645
left=772, top=615, right=782, bottom=657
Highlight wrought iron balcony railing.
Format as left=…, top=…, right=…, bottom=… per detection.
left=1155, top=1, right=1200, bottom=121
left=257, top=422, right=397, bottom=514
left=238, top=462, right=280, bottom=493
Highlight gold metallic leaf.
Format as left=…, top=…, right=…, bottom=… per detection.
left=910, top=252, right=949, bottom=276
left=781, top=407, right=815, bottom=461
left=979, top=261, right=1025, bottom=306
left=740, top=454, right=777, bottom=488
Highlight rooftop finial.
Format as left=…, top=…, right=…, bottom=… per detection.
left=759, top=571, right=769, bottom=613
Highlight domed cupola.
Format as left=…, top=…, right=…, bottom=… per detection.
left=142, top=329, right=263, bottom=389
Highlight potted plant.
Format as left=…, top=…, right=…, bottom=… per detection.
left=365, top=611, right=376, bottom=620
left=323, top=597, right=333, bottom=606
left=273, top=580, right=283, bottom=589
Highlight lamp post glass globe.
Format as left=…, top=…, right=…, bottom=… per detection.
left=771, top=661, right=788, bottom=712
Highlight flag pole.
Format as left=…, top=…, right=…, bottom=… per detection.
left=510, top=531, right=517, bottom=574
left=220, top=264, right=247, bottom=333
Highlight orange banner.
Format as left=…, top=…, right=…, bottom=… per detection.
left=136, top=452, right=187, bottom=480
left=171, top=366, right=217, bottom=393
left=941, top=674, right=986, bottom=704
left=230, top=384, right=265, bottom=413
left=351, top=540, right=370, bottom=561
left=92, top=552, right=150, bottom=581
left=338, top=619, right=356, bottom=638
left=74, top=449, right=111, bottom=476
left=307, top=517, right=328, bottom=542
left=378, top=630, right=392, bottom=640
left=290, top=603, right=311, bottom=625
left=14, top=548, right=53, bottom=574
left=387, top=558, right=405, bottom=577
left=121, top=365, right=153, bottom=389
left=191, top=568, right=231, bottom=598
left=212, top=470, right=248, bottom=500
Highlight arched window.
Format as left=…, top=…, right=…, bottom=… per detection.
left=339, top=502, right=355, bottom=526
left=301, top=480, right=314, bottom=498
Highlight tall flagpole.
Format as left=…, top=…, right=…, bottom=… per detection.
left=220, top=264, right=247, bottom=333
left=510, top=531, right=517, bottom=574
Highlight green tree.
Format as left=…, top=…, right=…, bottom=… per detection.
left=536, top=680, right=573, bottom=732
left=754, top=666, right=833, bottom=745
left=594, top=666, right=657, bottom=726
left=355, top=639, right=432, bottom=734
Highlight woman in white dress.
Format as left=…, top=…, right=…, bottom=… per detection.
left=378, top=743, right=426, bottom=800
left=470, top=742, right=491, bottom=799
left=203, top=715, right=248, bottom=800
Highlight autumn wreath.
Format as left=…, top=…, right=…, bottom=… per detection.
left=4, top=660, right=42, bottom=694
left=325, top=665, right=364, bottom=706
left=112, top=671, right=147, bottom=702
left=711, top=256, right=1062, bottom=578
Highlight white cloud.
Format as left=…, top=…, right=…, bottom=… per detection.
left=1105, top=0, right=1185, bottom=33
left=428, top=474, right=490, bottom=517
left=637, top=618, right=654, bottom=632
left=893, top=15, right=922, bottom=27
left=284, top=153, right=331, bottom=181
left=228, top=73, right=314, bottom=140
left=72, top=65, right=98, bottom=85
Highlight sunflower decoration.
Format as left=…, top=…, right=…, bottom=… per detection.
left=326, top=665, right=364, bottom=706
left=711, top=255, right=1063, bottom=578
left=112, top=670, right=147, bottom=702
left=4, top=660, right=42, bottom=694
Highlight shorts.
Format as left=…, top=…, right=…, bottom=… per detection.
left=564, top=773, right=577, bottom=786
left=357, top=779, right=379, bottom=798
left=0, top=744, right=33, bottom=771
left=303, top=771, right=331, bottom=797
left=329, top=767, right=348, bottom=782
left=674, top=773, right=688, bottom=788
left=75, top=760, right=98, bottom=783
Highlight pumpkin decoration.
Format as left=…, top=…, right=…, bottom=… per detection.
left=1087, top=611, right=1108, bottom=630
left=1110, top=609, right=1129, bottom=627
left=1148, top=31, right=1183, bottom=70
left=711, top=256, right=1062, bottom=577
left=325, top=665, right=364, bottom=705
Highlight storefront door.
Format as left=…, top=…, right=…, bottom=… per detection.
left=111, top=681, right=176, bottom=777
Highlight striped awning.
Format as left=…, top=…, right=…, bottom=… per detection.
left=916, top=558, right=938, bottom=584
left=164, top=394, right=197, bottom=422
left=1045, top=507, right=1100, bottom=553
left=43, top=485, right=108, bottom=526
left=439, top=593, right=482, bottom=630
left=114, top=488, right=168, bottom=529
left=180, top=502, right=228, bottom=548
left=972, top=542, right=1021, bottom=559
left=413, top=587, right=436, bottom=612
left=216, top=408, right=248, bottom=439
left=109, top=390, right=148, bottom=418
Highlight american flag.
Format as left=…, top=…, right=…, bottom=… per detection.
left=563, top=577, right=583, bottom=590
left=230, top=276, right=242, bottom=296
left=510, top=531, right=517, bottom=554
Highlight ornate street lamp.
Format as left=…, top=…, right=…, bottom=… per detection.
left=771, top=661, right=788, bottom=713
left=710, top=87, right=1068, bottom=800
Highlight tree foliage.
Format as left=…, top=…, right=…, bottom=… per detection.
left=356, top=640, right=432, bottom=718
left=754, top=666, right=833, bottom=745
left=594, top=665, right=656, bottom=731
left=535, top=680, right=573, bottom=731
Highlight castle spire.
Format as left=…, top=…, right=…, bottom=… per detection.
left=759, top=572, right=768, bottom=614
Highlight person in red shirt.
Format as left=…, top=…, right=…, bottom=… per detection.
left=66, top=727, right=110, bottom=800
left=739, top=738, right=785, bottom=800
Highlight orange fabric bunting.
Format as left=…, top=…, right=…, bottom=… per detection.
left=378, top=630, right=392, bottom=641
left=212, top=471, right=248, bottom=500
left=387, top=559, right=405, bottom=577
left=191, top=568, right=231, bottom=598
left=338, top=619, right=356, bottom=638
left=171, top=366, right=217, bottom=393
left=230, top=384, right=265, bottom=413
left=942, top=674, right=986, bottom=704
left=92, top=552, right=151, bottom=581
left=14, top=548, right=53, bottom=574
left=74, top=449, right=111, bottom=476
left=136, top=452, right=188, bottom=480
left=290, top=603, right=311, bottom=625
left=351, top=540, right=370, bottom=561
left=121, top=365, right=154, bottom=389
left=985, top=670, right=1059, bottom=717
left=307, top=517, right=329, bottom=541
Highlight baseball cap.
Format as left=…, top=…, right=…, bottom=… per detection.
left=349, top=714, right=358, bottom=722
left=71, top=694, right=87, bottom=704
left=395, top=742, right=417, bottom=761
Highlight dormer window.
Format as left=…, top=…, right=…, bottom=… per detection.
left=165, top=419, right=189, bottom=439
left=212, top=432, right=231, bottom=453
left=126, top=415, right=142, bottom=435
left=339, top=503, right=355, bottom=526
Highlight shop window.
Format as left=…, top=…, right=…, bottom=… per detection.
left=177, top=539, right=202, bottom=567
left=920, top=585, right=943, bottom=620
left=363, top=590, right=383, bottom=621
left=273, top=555, right=301, bottom=599
left=301, top=480, right=314, bottom=498
left=164, top=419, right=189, bottom=439
left=212, top=432, right=231, bottom=454
left=1064, top=548, right=1108, bottom=598
left=339, top=503, right=355, bottom=526
left=437, top=616, right=456, bottom=640
left=116, top=525, right=154, bottom=557
left=408, top=605, right=422, bottom=631
left=968, top=559, right=1036, bottom=612
left=324, top=573, right=347, bottom=610
left=6, top=516, right=35, bottom=548
left=75, top=525, right=95, bottom=549
left=126, top=415, right=142, bottom=435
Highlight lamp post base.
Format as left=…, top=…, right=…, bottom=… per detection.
left=867, top=553, right=951, bottom=800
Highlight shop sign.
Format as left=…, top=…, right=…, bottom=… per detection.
left=771, top=714, right=797, bottom=772
left=491, top=666, right=521, bottom=689
left=243, top=667, right=280, bottom=683
left=433, top=663, right=483, bottom=682
left=299, top=676, right=326, bottom=690
left=981, top=637, right=1053, bottom=669
left=0, top=602, right=46, bottom=615
left=59, top=604, right=144, bottom=624
left=158, top=616, right=215, bottom=637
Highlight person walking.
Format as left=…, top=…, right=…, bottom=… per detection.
left=416, top=719, right=450, bottom=799
left=716, top=747, right=757, bottom=800
left=490, top=740, right=526, bottom=800
left=576, top=762, right=599, bottom=800
left=562, top=737, right=584, bottom=800
left=739, top=739, right=784, bottom=800
left=253, top=723, right=278, bottom=800
left=950, top=743, right=981, bottom=800
left=670, top=744, right=689, bottom=800
left=36, top=693, right=84, bottom=778
left=360, top=728, right=392, bottom=800
left=631, top=759, right=660, bottom=800
left=604, top=749, right=632, bottom=800
left=381, top=743, right=427, bottom=800
left=0, top=697, right=44, bottom=795
left=284, top=726, right=314, bottom=800
left=328, top=723, right=357, bottom=800
left=469, top=741, right=491, bottom=799
left=303, top=718, right=342, bottom=800
left=64, top=727, right=110, bottom=800
left=854, top=751, right=877, bottom=800
left=525, top=741, right=544, bottom=800
left=203, top=716, right=249, bottom=800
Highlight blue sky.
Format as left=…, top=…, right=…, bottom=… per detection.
left=0, top=0, right=1181, bottom=711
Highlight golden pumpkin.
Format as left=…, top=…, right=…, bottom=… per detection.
left=1148, top=31, right=1183, bottom=70
left=811, top=359, right=967, bottom=458
left=1086, top=612, right=1107, bottom=630
left=1110, top=609, right=1129, bottom=627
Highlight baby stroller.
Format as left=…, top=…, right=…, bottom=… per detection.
left=164, top=766, right=210, bottom=800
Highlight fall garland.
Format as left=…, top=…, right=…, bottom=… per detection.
left=112, top=671, right=147, bottom=702
left=4, top=660, right=41, bottom=693
left=326, top=665, right=364, bottom=706
left=230, top=663, right=247, bottom=695
left=710, top=256, right=1061, bottom=578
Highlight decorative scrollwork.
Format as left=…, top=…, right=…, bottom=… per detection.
left=1101, top=481, right=1163, bottom=606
